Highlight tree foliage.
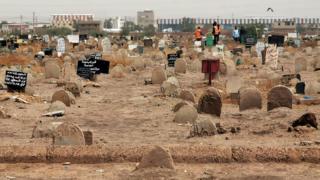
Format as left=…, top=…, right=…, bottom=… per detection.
left=45, top=27, right=72, bottom=37
left=143, top=25, right=155, bottom=37
left=104, top=18, right=113, bottom=29
left=180, top=17, right=196, bottom=32
left=121, top=21, right=142, bottom=36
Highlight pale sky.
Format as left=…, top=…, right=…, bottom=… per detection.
left=0, top=0, right=319, bottom=22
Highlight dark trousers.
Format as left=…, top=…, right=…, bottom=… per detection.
left=214, top=35, right=219, bottom=45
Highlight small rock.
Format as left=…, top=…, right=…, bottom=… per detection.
left=300, top=141, right=313, bottom=146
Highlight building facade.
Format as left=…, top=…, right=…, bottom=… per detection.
left=74, top=20, right=102, bottom=34
left=137, top=10, right=154, bottom=27
left=157, top=17, right=320, bottom=32
left=51, top=14, right=94, bottom=29
left=1, top=23, right=30, bottom=33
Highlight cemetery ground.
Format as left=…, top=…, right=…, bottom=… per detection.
left=0, top=40, right=319, bottom=178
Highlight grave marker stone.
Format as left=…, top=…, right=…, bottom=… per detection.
left=167, top=54, right=178, bottom=67
left=267, top=85, right=293, bottom=111
left=239, top=87, right=262, bottom=111
left=53, top=122, right=85, bottom=146
left=198, top=88, right=222, bottom=117
left=4, top=70, right=27, bottom=92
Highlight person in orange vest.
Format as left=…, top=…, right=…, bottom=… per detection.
left=212, top=22, right=221, bottom=45
left=194, top=26, right=203, bottom=41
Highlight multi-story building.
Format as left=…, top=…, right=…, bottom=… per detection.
left=51, top=14, right=94, bottom=29
left=157, top=17, right=320, bottom=32
left=1, top=23, right=30, bottom=33
left=137, top=10, right=154, bottom=27
left=74, top=20, right=102, bottom=34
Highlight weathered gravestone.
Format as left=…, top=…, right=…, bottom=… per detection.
left=239, top=87, right=262, bottom=111
left=267, top=85, right=293, bottom=111
left=173, top=105, right=198, bottom=124
left=65, top=82, right=82, bottom=97
left=179, top=90, right=196, bottom=103
left=160, top=77, right=180, bottom=97
left=45, top=61, right=61, bottom=79
left=226, top=76, right=242, bottom=95
left=4, top=70, right=27, bottom=92
left=174, top=59, right=187, bottom=73
left=53, top=122, right=85, bottom=146
left=151, top=67, right=167, bottom=84
left=198, top=88, right=222, bottom=117
left=52, top=90, right=76, bottom=107
left=295, top=57, right=307, bottom=73
left=137, top=146, right=174, bottom=170
left=101, top=37, right=112, bottom=53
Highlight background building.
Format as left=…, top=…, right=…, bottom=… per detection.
left=1, top=23, right=30, bottom=34
left=74, top=20, right=102, bottom=34
left=137, top=10, right=154, bottom=27
left=51, top=14, right=94, bottom=29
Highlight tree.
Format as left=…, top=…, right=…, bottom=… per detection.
left=104, top=18, right=113, bottom=29
left=46, top=27, right=72, bottom=37
left=180, top=17, right=196, bottom=32
left=143, top=25, right=155, bottom=37
left=121, top=21, right=142, bottom=36
left=0, top=21, right=8, bottom=28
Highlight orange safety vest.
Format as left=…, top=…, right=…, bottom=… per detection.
left=214, top=26, right=221, bottom=35
left=195, top=29, right=202, bottom=39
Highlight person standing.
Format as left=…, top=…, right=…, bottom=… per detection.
left=194, top=26, right=203, bottom=41
left=213, top=22, right=221, bottom=45
left=232, top=26, right=240, bottom=42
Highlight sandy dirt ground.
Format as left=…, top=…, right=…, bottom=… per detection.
left=1, top=163, right=320, bottom=179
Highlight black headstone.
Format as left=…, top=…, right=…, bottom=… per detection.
left=5, top=71, right=27, bottom=91
left=167, top=54, right=178, bottom=67
left=77, top=55, right=110, bottom=80
left=295, top=82, right=305, bottom=94
left=268, top=35, right=285, bottom=47
left=143, top=39, right=153, bottom=47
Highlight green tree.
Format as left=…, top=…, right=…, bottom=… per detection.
left=121, top=21, right=142, bottom=36
left=143, top=24, right=155, bottom=37
left=46, top=27, right=72, bottom=37
left=104, top=18, right=113, bottom=29
left=0, top=21, right=8, bottom=28
left=180, top=17, right=196, bottom=32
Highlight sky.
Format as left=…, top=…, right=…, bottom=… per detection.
left=0, top=0, right=319, bottom=22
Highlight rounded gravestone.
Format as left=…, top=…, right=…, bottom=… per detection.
left=295, top=57, right=307, bottom=73
left=179, top=90, right=196, bottom=103
left=174, top=59, right=187, bottom=74
left=65, top=82, right=81, bottom=97
left=137, top=146, right=174, bottom=170
left=198, top=88, right=222, bottom=117
left=267, top=85, right=293, bottom=111
left=45, top=61, right=61, bottom=79
left=173, top=105, right=198, bottom=124
left=151, top=67, right=167, bottom=84
left=53, top=122, right=85, bottom=146
left=48, top=101, right=66, bottom=113
left=239, top=87, right=262, bottom=111
left=52, top=90, right=75, bottom=107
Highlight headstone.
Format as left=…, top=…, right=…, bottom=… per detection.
left=77, top=57, right=110, bottom=80
left=102, top=37, right=112, bottom=53
left=295, top=82, right=305, bottom=94
left=174, top=59, right=187, bottom=73
left=198, top=88, right=222, bottom=117
left=65, top=82, right=81, bottom=97
left=265, top=45, right=279, bottom=69
left=295, top=57, right=307, bottom=73
left=31, top=120, right=63, bottom=138
left=143, top=39, right=153, bottom=47
left=167, top=54, right=178, bottom=67
left=137, top=146, right=174, bottom=170
left=53, top=122, right=85, bottom=146
left=4, top=70, right=27, bottom=92
left=173, top=105, right=198, bottom=124
left=189, top=115, right=218, bottom=137
left=48, top=101, right=66, bottom=113
left=45, top=61, right=61, bottom=79
left=52, top=90, right=75, bottom=107
left=56, top=38, right=65, bottom=54
left=160, top=77, right=180, bottom=97
left=179, top=90, right=196, bottom=103
left=151, top=67, right=167, bottom=84
left=226, top=76, right=242, bottom=95
left=268, top=35, right=285, bottom=47
left=83, top=131, right=93, bottom=145
left=239, top=87, right=262, bottom=111
left=172, top=101, right=189, bottom=112
left=110, top=64, right=126, bottom=78
left=267, top=85, right=293, bottom=111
